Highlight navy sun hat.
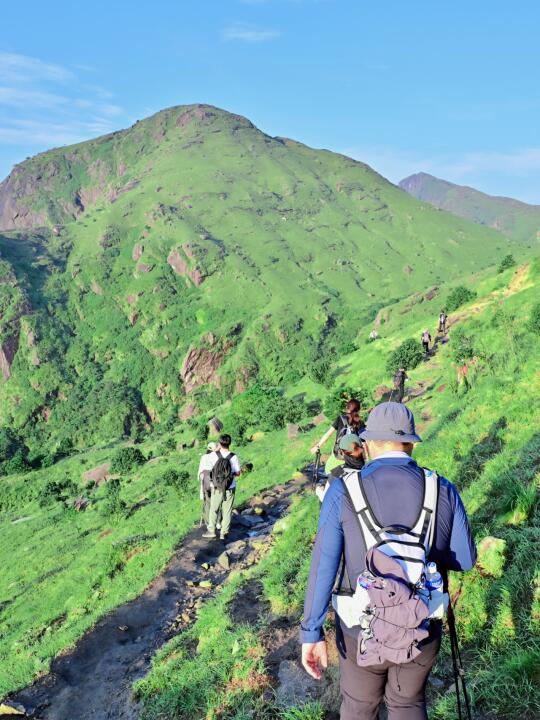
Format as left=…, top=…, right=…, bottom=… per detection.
left=360, top=402, right=422, bottom=443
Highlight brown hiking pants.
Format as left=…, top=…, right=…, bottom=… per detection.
left=339, top=624, right=442, bottom=720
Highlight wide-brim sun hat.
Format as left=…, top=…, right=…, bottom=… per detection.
left=360, top=402, right=422, bottom=443
left=207, top=441, right=218, bottom=452
left=338, top=434, right=363, bottom=452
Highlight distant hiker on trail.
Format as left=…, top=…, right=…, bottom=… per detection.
left=392, top=367, right=407, bottom=403
left=198, top=441, right=218, bottom=528
left=315, top=434, right=365, bottom=502
left=369, top=329, right=379, bottom=342
left=421, top=329, right=432, bottom=357
left=300, top=402, right=477, bottom=720
left=438, top=310, right=447, bottom=335
left=202, top=434, right=241, bottom=541
left=310, top=399, right=365, bottom=476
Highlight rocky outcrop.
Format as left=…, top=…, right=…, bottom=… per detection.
left=167, top=249, right=204, bottom=286
left=83, top=463, right=111, bottom=488
left=0, top=332, right=20, bottom=380
left=180, top=346, right=224, bottom=393
left=132, top=244, right=144, bottom=261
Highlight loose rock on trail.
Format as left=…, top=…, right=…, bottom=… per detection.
left=7, top=476, right=309, bottom=720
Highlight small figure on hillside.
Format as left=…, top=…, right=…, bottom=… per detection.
left=438, top=310, right=448, bottom=335
left=369, top=329, right=379, bottom=342
left=202, top=434, right=241, bottom=541
left=310, top=398, right=365, bottom=477
left=421, top=329, right=432, bottom=357
left=392, top=367, right=407, bottom=403
left=300, top=402, right=477, bottom=718
left=198, top=441, right=218, bottom=528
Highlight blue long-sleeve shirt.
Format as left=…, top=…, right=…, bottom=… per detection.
left=300, top=455, right=477, bottom=644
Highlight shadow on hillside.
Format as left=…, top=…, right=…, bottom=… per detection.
left=454, top=416, right=507, bottom=491
left=422, top=407, right=463, bottom=442
left=472, top=431, right=540, bottom=527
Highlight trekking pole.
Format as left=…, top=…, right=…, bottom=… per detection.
left=447, top=600, right=473, bottom=720
left=313, top=449, right=321, bottom=487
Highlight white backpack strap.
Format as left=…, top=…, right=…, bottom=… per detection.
left=412, top=469, right=439, bottom=552
left=341, top=470, right=382, bottom=550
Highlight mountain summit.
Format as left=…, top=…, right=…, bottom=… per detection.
left=399, top=172, right=540, bottom=245
left=0, top=104, right=520, bottom=449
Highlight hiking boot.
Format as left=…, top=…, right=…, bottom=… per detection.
left=202, top=531, right=216, bottom=539
left=220, top=533, right=228, bottom=541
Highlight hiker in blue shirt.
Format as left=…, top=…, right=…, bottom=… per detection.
left=300, top=402, right=476, bottom=720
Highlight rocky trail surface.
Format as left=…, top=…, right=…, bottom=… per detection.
left=6, top=476, right=310, bottom=720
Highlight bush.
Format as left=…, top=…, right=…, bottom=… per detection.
left=2, top=449, right=31, bottom=476
left=110, top=446, right=146, bottom=474
left=39, top=476, right=78, bottom=508
left=101, top=478, right=127, bottom=518
left=446, top=285, right=477, bottom=312
left=232, top=385, right=305, bottom=433
left=528, top=301, right=540, bottom=335
left=323, top=386, right=370, bottom=421
left=451, top=328, right=476, bottom=365
left=162, top=468, right=190, bottom=495
left=308, top=358, right=332, bottom=386
left=0, top=427, right=28, bottom=464
left=385, top=338, right=424, bottom=374
left=497, top=253, right=516, bottom=274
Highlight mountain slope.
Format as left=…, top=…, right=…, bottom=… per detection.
left=399, top=172, right=540, bottom=245
left=0, top=104, right=523, bottom=458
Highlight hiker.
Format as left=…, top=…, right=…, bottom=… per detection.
left=369, top=329, right=379, bottom=342
left=421, top=329, right=432, bottom=357
left=438, top=310, right=447, bottom=335
left=202, top=434, right=241, bottom=541
left=300, top=402, right=477, bottom=720
left=198, top=441, right=218, bottom=527
left=315, top=434, right=365, bottom=503
left=392, top=367, right=407, bottom=403
left=310, top=398, right=365, bottom=476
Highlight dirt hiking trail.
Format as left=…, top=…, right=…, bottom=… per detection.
left=8, top=475, right=309, bottom=720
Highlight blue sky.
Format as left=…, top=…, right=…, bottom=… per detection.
left=1, top=0, right=539, bottom=202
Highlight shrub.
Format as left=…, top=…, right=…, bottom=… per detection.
left=385, top=338, right=424, bottom=374
left=497, top=253, right=516, bottom=273
left=528, top=301, right=540, bottom=335
left=162, top=468, right=190, bottom=495
left=188, top=416, right=210, bottom=443
left=2, top=450, right=31, bottom=476
left=233, top=385, right=305, bottom=433
left=308, top=358, right=332, bottom=386
left=451, top=329, right=476, bottom=365
left=110, top=446, right=146, bottom=474
left=446, top=285, right=477, bottom=312
left=39, top=476, right=78, bottom=508
left=101, top=478, right=127, bottom=518
left=323, top=386, right=370, bottom=421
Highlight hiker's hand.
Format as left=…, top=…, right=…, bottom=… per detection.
left=310, top=444, right=320, bottom=455
left=302, top=641, right=328, bottom=680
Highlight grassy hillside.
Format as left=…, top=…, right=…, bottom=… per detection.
left=0, top=104, right=527, bottom=467
left=399, top=172, right=540, bottom=246
left=136, top=259, right=540, bottom=720
left=0, top=105, right=538, bottom=715
left=1, top=256, right=538, bottom=719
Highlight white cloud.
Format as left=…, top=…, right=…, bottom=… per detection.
left=0, top=52, right=73, bottom=84
left=0, top=52, right=124, bottom=164
left=222, top=24, right=281, bottom=42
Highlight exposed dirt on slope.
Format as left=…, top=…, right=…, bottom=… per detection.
left=8, top=477, right=309, bottom=720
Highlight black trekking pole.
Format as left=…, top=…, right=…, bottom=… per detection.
left=447, top=601, right=473, bottom=720
left=313, top=449, right=321, bottom=487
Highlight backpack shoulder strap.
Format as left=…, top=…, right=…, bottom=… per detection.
left=413, top=468, right=439, bottom=551
left=341, top=469, right=382, bottom=549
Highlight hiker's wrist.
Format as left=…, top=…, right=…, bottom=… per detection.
left=300, top=628, right=324, bottom=644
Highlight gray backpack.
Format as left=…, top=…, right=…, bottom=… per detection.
left=334, top=468, right=441, bottom=665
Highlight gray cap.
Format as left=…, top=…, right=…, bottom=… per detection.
left=360, top=402, right=422, bottom=443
